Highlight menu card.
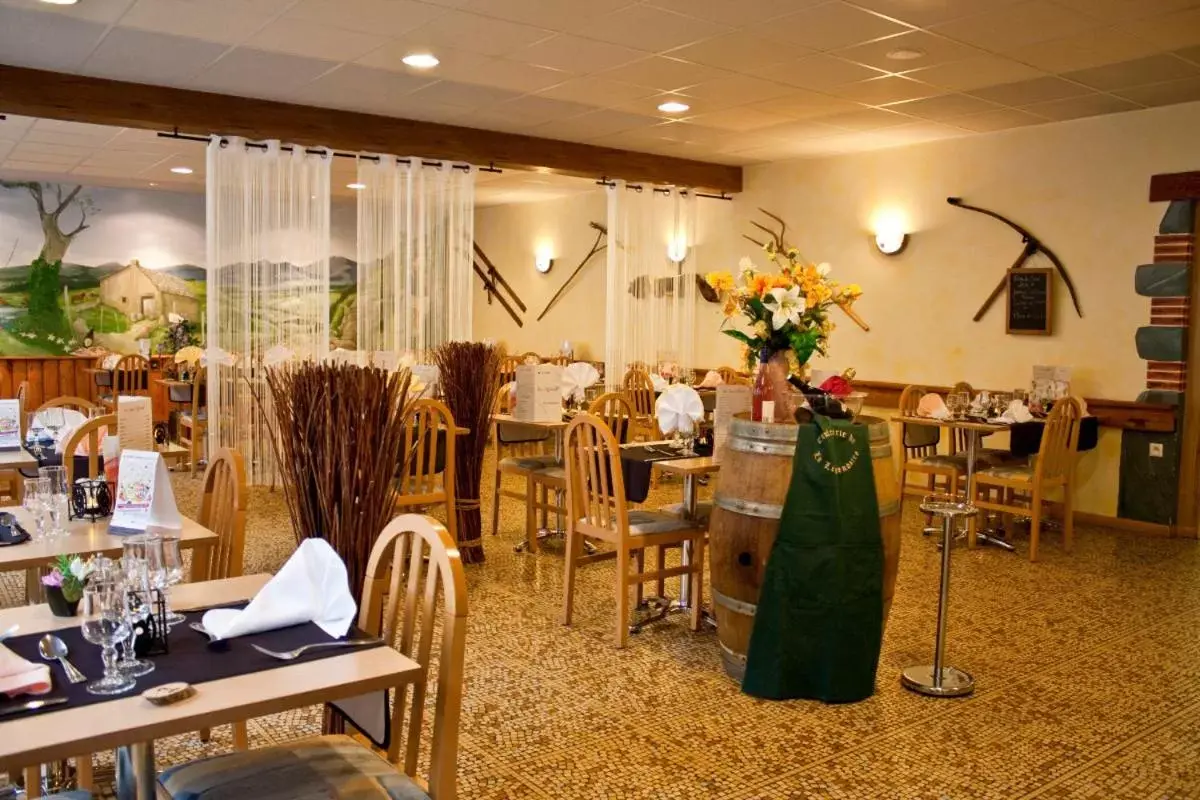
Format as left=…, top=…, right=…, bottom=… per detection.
left=117, top=396, right=153, bottom=453
left=515, top=363, right=563, bottom=422
left=1032, top=365, right=1071, bottom=400
left=110, top=450, right=182, bottom=534
left=714, top=385, right=752, bottom=453
left=0, top=399, right=21, bottom=451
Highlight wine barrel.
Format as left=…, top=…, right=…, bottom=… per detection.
left=709, top=414, right=901, bottom=681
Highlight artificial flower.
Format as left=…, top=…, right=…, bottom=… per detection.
left=167, top=312, right=184, bottom=324
left=816, top=262, right=832, bottom=277
left=766, top=286, right=806, bottom=330
left=704, top=271, right=735, bottom=294
left=820, top=375, right=853, bottom=398
left=738, top=256, right=756, bottom=272
left=750, top=274, right=772, bottom=298
left=41, top=568, right=64, bottom=588
left=69, top=557, right=93, bottom=582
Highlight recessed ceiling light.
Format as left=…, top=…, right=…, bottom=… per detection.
left=170, top=166, right=193, bottom=175
left=347, top=182, right=366, bottom=190
left=148, top=182, right=158, bottom=187
left=657, top=101, right=690, bottom=114
left=886, top=48, right=926, bottom=61
left=402, top=53, right=439, bottom=69
left=39, top=0, right=79, bottom=5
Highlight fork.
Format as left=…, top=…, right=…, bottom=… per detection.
left=250, top=639, right=383, bottom=661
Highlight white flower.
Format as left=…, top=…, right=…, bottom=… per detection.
left=816, top=262, right=832, bottom=277
left=765, top=286, right=806, bottom=330
left=69, top=557, right=93, bottom=581
left=738, top=256, right=756, bottom=272
left=168, top=312, right=184, bottom=324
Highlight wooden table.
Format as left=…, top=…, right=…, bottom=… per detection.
left=653, top=454, right=720, bottom=610
left=0, top=447, right=38, bottom=472
left=493, top=415, right=571, bottom=553
left=0, top=574, right=422, bottom=800
left=0, top=511, right=218, bottom=602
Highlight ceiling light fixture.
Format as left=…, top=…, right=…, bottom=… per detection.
left=657, top=100, right=690, bottom=114
left=402, top=53, right=440, bottom=69
left=39, top=0, right=79, bottom=5
left=347, top=182, right=366, bottom=190
left=886, top=47, right=926, bottom=61
left=169, top=166, right=193, bottom=175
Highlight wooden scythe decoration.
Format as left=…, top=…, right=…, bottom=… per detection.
left=743, top=207, right=871, bottom=332
left=473, top=242, right=527, bottom=328
left=947, top=196, right=1083, bottom=321
left=537, top=221, right=607, bottom=322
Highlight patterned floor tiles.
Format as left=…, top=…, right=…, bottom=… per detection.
left=6, top=453, right=1200, bottom=799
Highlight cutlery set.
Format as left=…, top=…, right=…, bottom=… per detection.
left=191, top=621, right=381, bottom=660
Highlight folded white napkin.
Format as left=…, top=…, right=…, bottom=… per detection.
left=917, top=393, right=950, bottom=420
left=201, top=538, right=356, bottom=641
left=53, top=409, right=89, bottom=455
left=655, top=385, right=704, bottom=435
left=997, top=400, right=1034, bottom=424
left=0, top=645, right=50, bottom=697
left=697, top=370, right=723, bottom=389
left=650, top=373, right=669, bottom=393
left=561, top=362, right=600, bottom=403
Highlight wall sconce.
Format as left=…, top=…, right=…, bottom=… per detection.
left=667, top=236, right=688, bottom=264
left=874, top=229, right=909, bottom=256
left=534, top=245, right=554, bottom=274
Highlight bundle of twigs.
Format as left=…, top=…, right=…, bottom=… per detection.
left=433, top=341, right=502, bottom=564
left=263, top=361, right=414, bottom=600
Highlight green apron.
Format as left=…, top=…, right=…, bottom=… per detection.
left=742, top=415, right=884, bottom=703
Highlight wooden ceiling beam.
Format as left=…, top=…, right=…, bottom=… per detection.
left=0, top=64, right=743, bottom=193
left=1151, top=171, right=1200, bottom=202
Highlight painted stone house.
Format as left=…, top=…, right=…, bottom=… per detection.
left=98, top=259, right=200, bottom=322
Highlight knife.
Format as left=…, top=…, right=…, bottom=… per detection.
left=0, top=697, right=68, bottom=716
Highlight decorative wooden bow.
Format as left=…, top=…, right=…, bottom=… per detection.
left=947, top=197, right=1083, bottom=321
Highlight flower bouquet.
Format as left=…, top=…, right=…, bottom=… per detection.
left=42, top=554, right=95, bottom=617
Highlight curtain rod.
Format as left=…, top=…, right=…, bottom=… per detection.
left=156, top=129, right=501, bottom=173
left=595, top=178, right=731, bottom=201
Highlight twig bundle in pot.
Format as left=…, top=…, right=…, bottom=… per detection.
left=263, top=361, right=414, bottom=600
left=433, top=341, right=502, bottom=564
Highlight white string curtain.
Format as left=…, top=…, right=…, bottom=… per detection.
left=356, top=156, right=474, bottom=361
left=605, top=181, right=698, bottom=389
left=206, top=137, right=332, bottom=486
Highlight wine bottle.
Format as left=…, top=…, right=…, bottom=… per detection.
left=752, top=347, right=776, bottom=422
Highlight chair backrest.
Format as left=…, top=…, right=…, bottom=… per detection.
left=114, top=354, right=150, bottom=395
left=588, top=392, right=633, bottom=442
left=37, top=396, right=96, bottom=414
left=716, top=366, right=744, bottom=385
left=196, top=448, right=247, bottom=581
left=494, top=384, right=512, bottom=416
left=361, top=514, right=467, bottom=798
left=519, top=351, right=541, bottom=364
left=546, top=355, right=571, bottom=366
left=498, top=356, right=520, bottom=386
left=952, top=381, right=973, bottom=394
left=190, top=370, right=207, bottom=418
left=62, top=414, right=116, bottom=485
left=897, top=384, right=939, bottom=453
left=564, top=414, right=628, bottom=543
left=15, top=381, right=28, bottom=409
left=397, top=398, right=456, bottom=503
left=621, top=370, right=656, bottom=417
left=1036, top=396, right=1083, bottom=484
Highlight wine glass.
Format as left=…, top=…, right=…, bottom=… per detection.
left=992, top=391, right=1012, bottom=417
left=39, top=467, right=68, bottom=536
left=80, top=578, right=135, bottom=696
left=22, top=478, right=46, bottom=539
left=116, top=556, right=155, bottom=677
left=146, top=534, right=186, bottom=627
left=39, top=408, right=65, bottom=446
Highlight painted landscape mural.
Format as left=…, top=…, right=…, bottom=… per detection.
left=0, top=181, right=358, bottom=356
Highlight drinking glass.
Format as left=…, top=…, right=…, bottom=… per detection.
left=39, top=467, right=68, bottom=536
left=80, top=578, right=135, bottom=696
left=117, top=556, right=155, bottom=677
left=146, top=534, right=186, bottom=627
left=1012, top=388, right=1027, bottom=405
left=26, top=412, right=46, bottom=458
left=39, top=408, right=65, bottom=446
left=992, top=391, right=1012, bottom=417
left=21, top=478, right=46, bottom=539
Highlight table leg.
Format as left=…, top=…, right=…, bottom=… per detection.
left=968, top=434, right=1017, bottom=552
left=678, top=475, right=697, bottom=607
left=115, top=742, right=156, bottom=800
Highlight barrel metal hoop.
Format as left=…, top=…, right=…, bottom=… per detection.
left=729, top=438, right=796, bottom=457
left=719, top=641, right=748, bottom=664
left=713, top=588, right=758, bottom=617
left=877, top=499, right=901, bottom=517
left=869, top=443, right=892, bottom=459
left=730, top=417, right=799, bottom=442
left=714, top=493, right=783, bottom=520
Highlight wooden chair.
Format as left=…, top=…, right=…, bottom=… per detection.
left=177, top=372, right=207, bottom=478
left=60, top=414, right=115, bottom=485
left=621, top=368, right=658, bottom=442
left=519, top=351, right=541, bottom=364
left=561, top=414, right=706, bottom=648
left=588, top=392, right=633, bottom=442
left=716, top=366, right=747, bottom=385
left=546, top=355, right=571, bottom=366
left=499, top=355, right=521, bottom=386
left=395, top=399, right=458, bottom=546
left=897, top=385, right=963, bottom=519
left=969, top=396, right=1083, bottom=562
left=157, top=514, right=467, bottom=800
left=36, top=396, right=95, bottom=415
left=100, top=354, right=149, bottom=410
left=15, top=381, right=27, bottom=413
left=0, top=382, right=31, bottom=503
left=491, top=388, right=556, bottom=543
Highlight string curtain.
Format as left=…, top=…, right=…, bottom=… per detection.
left=206, top=137, right=332, bottom=486
left=605, top=181, right=698, bottom=389
left=356, top=156, right=474, bottom=362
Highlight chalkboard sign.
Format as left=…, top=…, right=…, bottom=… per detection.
left=1006, top=267, right=1052, bottom=335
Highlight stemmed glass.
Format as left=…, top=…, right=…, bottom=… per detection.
left=22, top=478, right=47, bottom=539
left=80, top=577, right=135, bottom=696
left=39, top=408, right=65, bottom=448
left=945, top=393, right=967, bottom=420
left=146, top=534, right=186, bottom=627
left=117, top=556, right=155, bottom=677
left=39, top=466, right=68, bottom=535
left=26, top=413, right=46, bottom=459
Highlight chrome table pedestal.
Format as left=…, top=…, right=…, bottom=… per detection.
left=902, top=494, right=976, bottom=698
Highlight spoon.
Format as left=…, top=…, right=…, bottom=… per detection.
left=37, top=634, right=86, bottom=684
left=0, top=625, right=19, bottom=643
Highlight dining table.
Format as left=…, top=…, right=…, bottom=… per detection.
left=0, top=573, right=422, bottom=800
left=0, top=511, right=218, bottom=603
left=493, top=413, right=572, bottom=553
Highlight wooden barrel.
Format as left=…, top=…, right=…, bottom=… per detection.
left=709, top=414, right=901, bottom=681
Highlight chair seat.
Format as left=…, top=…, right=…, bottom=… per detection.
left=534, top=465, right=565, bottom=482
left=500, top=455, right=559, bottom=473
left=659, top=501, right=712, bottom=522
left=628, top=510, right=703, bottom=536
left=911, top=454, right=968, bottom=471
left=179, top=411, right=208, bottom=424
left=158, top=735, right=429, bottom=800
left=977, top=463, right=1034, bottom=481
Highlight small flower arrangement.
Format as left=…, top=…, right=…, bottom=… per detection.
left=41, top=555, right=95, bottom=603
left=705, top=242, right=863, bottom=374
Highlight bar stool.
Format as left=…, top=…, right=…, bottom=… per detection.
left=902, top=493, right=976, bottom=698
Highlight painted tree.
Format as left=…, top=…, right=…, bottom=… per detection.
left=0, top=181, right=95, bottom=263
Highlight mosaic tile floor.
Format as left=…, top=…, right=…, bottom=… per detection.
left=6, top=454, right=1200, bottom=799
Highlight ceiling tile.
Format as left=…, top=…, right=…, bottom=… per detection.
left=529, top=110, right=661, bottom=140
left=118, top=0, right=286, bottom=45
left=405, top=80, right=523, bottom=109
left=291, top=64, right=434, bottom=114
left=1056, top=0, right=1200, bottom=24
left=645, top=0, right=819, bottom=27
left=454, top=108, right=542, bottom=133
left=284, top=0, right=447, bottom=37
left=1123, top=8, right=1200, bottom=50
left=81, top=27, right=228, bottom=84
left=464, top=0, right=631, bottom=30
left=904, top=54, right=1045, bottom=90
left=667, top=32, right=804, bottom=72
left=435, top=56, right=570, bottom=93
left=829, top=75, right=943, bottom=105
left=9, top=141, right=92, bottom=158
left=756, top=118, right=845, bottom=140
left=600, top=57, right=729, bottom=93
left=969, top=75, right=1093, bottom=104
left=817, top=107, right=917, bottom=130
left=1177, top=44, right=1200, bottom=65
left=535, top=76, right=656, bottom=106
left=749, top=3, right=913, bottom=51
left=508, top=34, right=648, bottom=74
left=750, top=54, right=886, bottom=91
left=247, top=16, right=390, bottom=61
left=191, top=48, right=339, bottom=97
left=834, top=30, right=984, bottom=72
left=563, top=5, right=731, bottom=52
left=874, top=120, right=967, bottom=144
left=1005, top=27, right=1165, bottom=72
left=405, top=10, right=553, bottom=58
left=0, top=8, right=107, bottom=72
left=1063, top=54, right=1200, bottom=90
left=0, top=116, right=36, bottom=138
left=952, top=107, right=1046, bottom=131
left=747, top=92, right=862, bottom=119
left=847, top=0, right=1024, bottom=27
left=685, top=107, right=798, bottom=132
left=932, top=1, right=1101, bottom=52
left=886, top=92, right=999, bottom=120
left=1021, top=93, right=1144, bottom=120
left=3, top=161, right=84, bottom=174
left=1116, top=75, right=1200, bottom=105
left=0, top=0, right=135, bottom=24
left=25, top=120, right=121, bottom=146
left=494, top=96, right=596, bottom=125
left=681, top=75, right=797, bottom=106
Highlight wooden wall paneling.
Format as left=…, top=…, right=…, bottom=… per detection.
left=58, top=359, right=75, bottom=400
left=0, top=361, right=11, bottom=400
left=17, top=362, right=33, bottom=410
left=43, top=361, right=59, bottom=403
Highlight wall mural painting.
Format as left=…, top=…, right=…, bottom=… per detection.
left=0, top=181, right=359, bottom=357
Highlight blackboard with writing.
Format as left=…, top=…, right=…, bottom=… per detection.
left=1006, top=268, right=1052, bottom=335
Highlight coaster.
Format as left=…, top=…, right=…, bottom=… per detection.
left=143, top=682, right=195, bottom=706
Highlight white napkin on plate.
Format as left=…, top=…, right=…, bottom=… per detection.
left=650, top=373, right=669, bottom=393
left=53, top=409, right=89, bottom=455
left=997, top=400, right=1034, bottom=424
left=697, top=370, right=723, bottom=389
left=561, top=362, right=600, bottom=403
left=201, top=538, right=356, bottom=641
left=655, top=385, right=704, bottom=435
left=917, top=393, right=950, bottom=420
left=0, top=645, right=51, bottom=697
